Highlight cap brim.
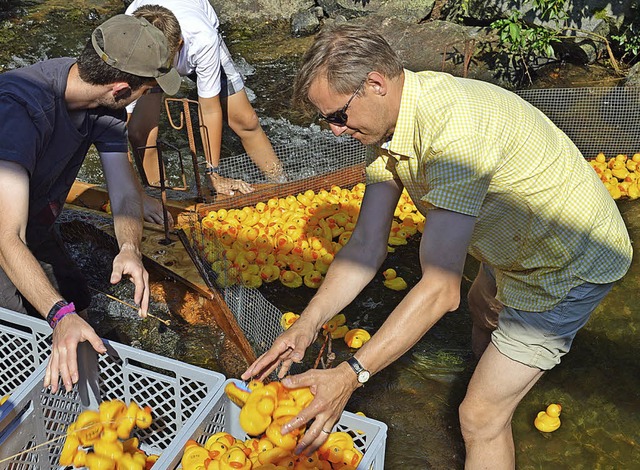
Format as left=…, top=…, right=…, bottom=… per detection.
left=155, top=68, right=182, bottom=95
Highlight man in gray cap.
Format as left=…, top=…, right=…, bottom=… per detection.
left=0, top=14, right=180, bottom=393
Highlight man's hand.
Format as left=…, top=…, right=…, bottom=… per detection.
left=242, top=318, right=319, bottom=382
left=279, top=364, right=359, bottom=455
left=209, top=174, right=254, bottom=196
left=45, top=313, right=106, bottom=393
left=110, top=243, right=150, bottom=315
left=142, top=193, right=173, bottom=228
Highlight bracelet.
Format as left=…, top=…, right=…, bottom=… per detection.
left=204, top=165, right=220, bottom=175
left=47, top=301, right=77, bottom=329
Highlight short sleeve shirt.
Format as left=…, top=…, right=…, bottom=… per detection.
left=0, top=58, right=127, bottom=234
left=366, top=70, right=632, bottom=311
left=126, top=0, right=223, bottom=98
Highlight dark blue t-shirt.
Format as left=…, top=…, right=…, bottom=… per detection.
left=0, top=58, right=128, bottom=241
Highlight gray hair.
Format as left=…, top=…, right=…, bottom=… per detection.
left=293, top=23, right=404, bottom=112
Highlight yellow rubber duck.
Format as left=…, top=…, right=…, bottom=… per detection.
left=265, top=417, right=300, bottom=451
left=225, top=380, right=252, bottom=408
left=382, top=268, right=408, bottom=291
left=289, top=259, right=314, bottom=277
left=60, top=434, right=82, bottom=466
left=239, top=385, right=277, bottom=436
left=293, top=451, right=325, bottom=469
left=322, top=314, right=346, bottom=336
left=74, top=409, right=103, bottom=445
left=114, top=452, right=145, bottom=470
left=257, top=447, right=291, bottom=466
left=72, top=450, right=116, bottom=470
left=93, top=436, right=124, bottom=460
left=318, top=431, right=354, bottom=464
left=260, top=264, right=280, bottom=283
left=280, top=270, right=303, bottom=288
left=303, top=270, right=324, bottom=289
left=280, top=311, right=300, bottom=330
left=241, top=271, right=263, bottom=289
left=116, top=402, right=153, bottom=439
left=344, top=328, right=371, bottom=349
left=220, top=446, right=251, bottom=470
left=534, top=403, right=562, bottom=432
left=314, top=253, right=334, bottom=275
left=181, top=440, right=210, bottom=470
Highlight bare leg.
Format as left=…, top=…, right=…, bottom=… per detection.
left=467, top=263, right=503, bottom=358
left=459, top=344, right=544, bottom=469
left=225, top=90, right=284, bottom=181
left=127, top=93, right=163, bottom=185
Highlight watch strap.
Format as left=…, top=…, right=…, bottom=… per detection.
left=347, top=356, right=365, bottom=374
left=346, top=357, right=370, bottom=383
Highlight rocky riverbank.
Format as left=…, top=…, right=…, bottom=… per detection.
left=1, top=0, right=637, bottom=88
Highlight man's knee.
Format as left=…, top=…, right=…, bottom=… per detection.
left=459, top=398, right=505, bottom=443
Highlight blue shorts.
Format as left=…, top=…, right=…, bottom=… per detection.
left=486, top=266, right=613, bottom=370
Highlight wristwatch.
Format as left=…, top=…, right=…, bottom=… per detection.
left=346, top=357, right=370, bottom=384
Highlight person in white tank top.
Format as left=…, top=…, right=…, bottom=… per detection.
left=125, top=0, right=284, bottom=196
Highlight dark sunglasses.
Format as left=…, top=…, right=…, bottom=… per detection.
left=318, top=79, right=366, bottom=126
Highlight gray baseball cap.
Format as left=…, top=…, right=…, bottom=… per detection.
left=91, top=14, right=181, bottom=95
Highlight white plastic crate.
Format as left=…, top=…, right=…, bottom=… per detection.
left=0, top=307, right=51, bottom=400
left=0, top=340, right=226, bottom=469
left=154, top=379, right=388, bottom=470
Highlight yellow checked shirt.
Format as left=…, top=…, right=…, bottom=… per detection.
left=366, top=69, right=632, bottom=312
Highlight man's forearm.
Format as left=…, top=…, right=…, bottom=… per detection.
left=112, top=197, right=144, bottom=253
left=0, top=236, right=63, bottom=316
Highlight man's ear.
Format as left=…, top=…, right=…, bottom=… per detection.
left=366, top=71, right=387, bottom=96
left=112, top=82, right=132, bottom=101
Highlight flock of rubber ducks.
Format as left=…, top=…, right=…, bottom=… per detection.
left=180, top=380, right=364, bottom=469
left=59, top=399, right=156, bottom=470
left=589, top=152, right=640, bottom=200
left=281, top=312, right=371, bottom=349
left=181, top=184, right=425, bottom=291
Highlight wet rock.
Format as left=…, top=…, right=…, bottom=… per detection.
left=291, top=9, right=320, bottom=37
left=375, top=0, right=436, bottom=23
left=625, top=62, right=640, bottom=88
left=316, top=0, right=370, bottom=19
left=211, top=0, right=315, bottom=22
left=351, top=16, right=512, bottom=87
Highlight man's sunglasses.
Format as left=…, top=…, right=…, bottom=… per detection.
left=318, top=79, right=366, bottom=126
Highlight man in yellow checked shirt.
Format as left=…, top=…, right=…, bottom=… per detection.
left=242, top=23, right=632, bottom=468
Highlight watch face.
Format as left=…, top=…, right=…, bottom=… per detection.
left=358, top=370, right=370, bottom=383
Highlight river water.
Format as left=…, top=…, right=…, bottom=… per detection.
left=2, top=2, right=639, bottom=468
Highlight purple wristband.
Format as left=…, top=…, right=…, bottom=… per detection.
left=49, top=302, right=76, bottom=329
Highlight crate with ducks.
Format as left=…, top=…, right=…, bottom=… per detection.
left=0, top=339, right=226, bottom=469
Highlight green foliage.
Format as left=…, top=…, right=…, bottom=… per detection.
left=490, top=0, right=636, bottom=79
left=531, top=0, right=567, bottom=23
left=491, top=9, right=561, bottom=65
left=611, top=22, right=640, bottom=63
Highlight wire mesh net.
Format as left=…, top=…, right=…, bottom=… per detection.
left=178, top=135, right=372, bottom=359
left=515, top=87, right=640, bottom=158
